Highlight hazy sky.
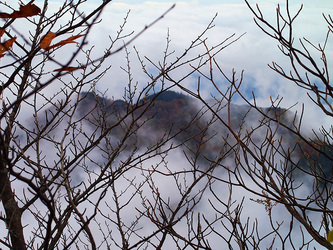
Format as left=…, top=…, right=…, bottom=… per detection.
left=80, top=4, right=331, bottom=246
left=78, top=0, right=331, bottom=130
left=2, top=2, right=331, bottom=248
left=24, top=0, right=332, bottom=130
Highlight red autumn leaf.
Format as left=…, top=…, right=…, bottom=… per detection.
left=0, top=3, right=41, bottom=19
left=40, top=32, right=56, bottom=49
left=53, top=66, right=85, bottom=72
left=0, top=37, right=17, bottom=55
left=45, top=34, right=84, bottom=51
left=0, top=29, right=5, bottom=38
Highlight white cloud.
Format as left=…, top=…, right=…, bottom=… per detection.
left=30, top=0, right=331, bottom=132
left=2, top=1, right=331, bottom=248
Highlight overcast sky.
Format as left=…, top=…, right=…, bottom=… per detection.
left=77, top=0, right=331, bottom=130
left=24, top=0, right=333, bottom=130
left=3, top=2, right=330, bottom=247
left=82, top=3, right=331, bottom=246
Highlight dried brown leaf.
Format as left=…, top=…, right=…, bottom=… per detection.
left=40, top=32, right=56, bottom=49
left=45, top=34, right=84, bottom=51
left=0, top=37, right=16, bottom=55
left=0, top=4, right=41, bottom=19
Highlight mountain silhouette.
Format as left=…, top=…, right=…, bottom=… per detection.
left=78, top=90, right=332, bottom=178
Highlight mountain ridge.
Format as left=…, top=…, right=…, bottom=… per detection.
left=78, top=90, right=332, bottom=178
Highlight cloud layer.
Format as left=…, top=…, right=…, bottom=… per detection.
left=75, top=0, right=333, bottom=130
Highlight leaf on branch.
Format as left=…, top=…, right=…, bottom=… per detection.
left=0, top=3, right=41, bottom=19
left=53, top=66, right=85, bottom=72
left=40, top=32, right=56, bottom=49
left=0, top=37, right=17, bottom=55
left=0, top=29, right=5, bottom=38
left=43, top=34, right=84, bottom=51
left=327, top=229, right=333, bottom=243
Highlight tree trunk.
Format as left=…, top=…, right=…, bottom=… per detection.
left=0, top=155, right=26, bottom=250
